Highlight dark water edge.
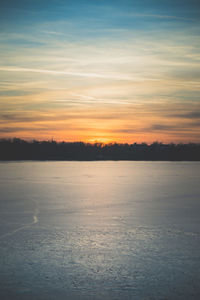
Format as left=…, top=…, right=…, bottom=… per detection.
left=0, top=158, right=200, bottom=163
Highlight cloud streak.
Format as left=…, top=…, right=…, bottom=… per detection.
left=0, top=0, right=200, bottom=143
left=0, top=66, right=135, bottom=81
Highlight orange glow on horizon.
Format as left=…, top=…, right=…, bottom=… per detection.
left=1, top=129, right=199, bottom=145
left=0, top=1, right=200, bottom=144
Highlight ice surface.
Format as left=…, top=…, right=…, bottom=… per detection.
left=0, top=161, right=200, bottom=299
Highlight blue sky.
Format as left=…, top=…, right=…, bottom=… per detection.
left=0, top=0, right=200, bottom=142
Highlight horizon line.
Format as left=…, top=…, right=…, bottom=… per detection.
left=1, top=137, right=200, bottom=146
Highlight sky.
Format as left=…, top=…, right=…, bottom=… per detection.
left=0, top=0, right=200, bottom=143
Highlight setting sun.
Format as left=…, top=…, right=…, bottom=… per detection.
left=0, top=0, right=199, bottom=144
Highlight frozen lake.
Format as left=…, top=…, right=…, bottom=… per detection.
left=0, top=161, right=200, bottom=299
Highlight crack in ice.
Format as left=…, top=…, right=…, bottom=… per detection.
left=0, top=198, right=40, bottom=240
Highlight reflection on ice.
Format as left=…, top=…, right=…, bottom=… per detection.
left=0, top=161, right=200, bottom=299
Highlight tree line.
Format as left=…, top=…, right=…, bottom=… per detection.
left=0, top=138, right=199, bottom=161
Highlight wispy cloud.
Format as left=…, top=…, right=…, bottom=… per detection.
left=0, top=0, right=200, bottom=142
left=129, top=13, right=197, bottom=22
left=0, top=66, right=135, bottom=81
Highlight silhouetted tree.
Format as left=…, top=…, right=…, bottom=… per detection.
left=0, top=138, right=199, bottom=161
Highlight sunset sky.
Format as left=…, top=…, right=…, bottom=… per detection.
left=0, top=0, right=200, bottom=143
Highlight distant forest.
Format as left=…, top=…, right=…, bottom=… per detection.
left=0, top=138, right=200, bottom=161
